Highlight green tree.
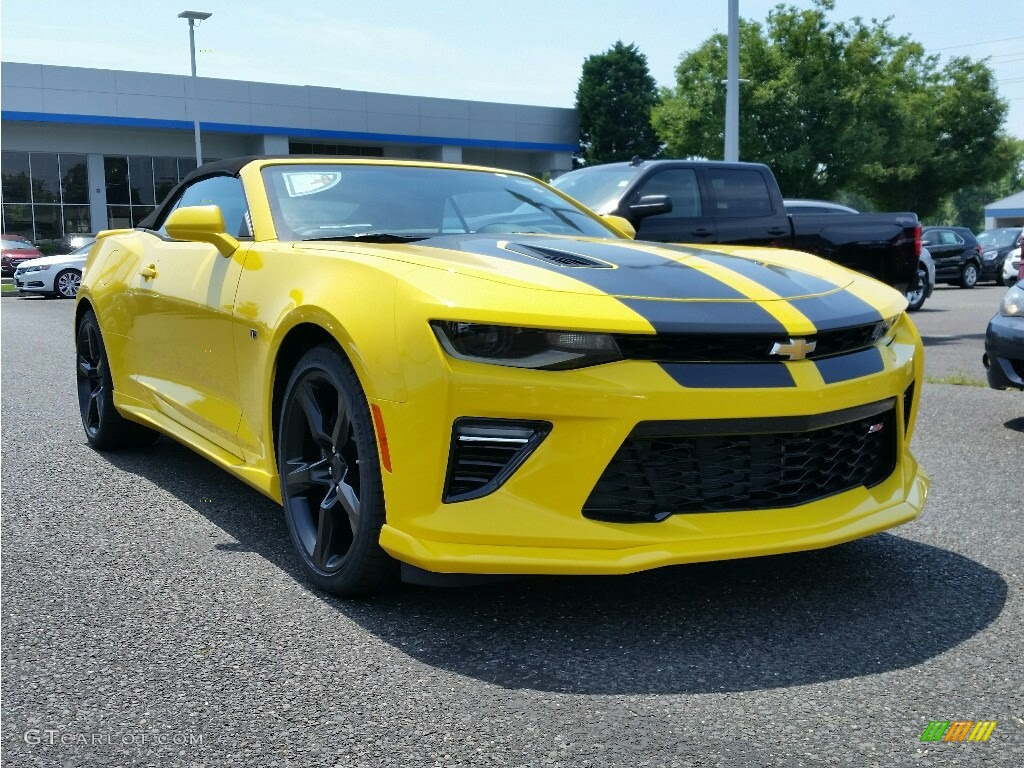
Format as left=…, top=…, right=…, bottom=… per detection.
left=651, top=0, right=1014, bottom=219
left=576, top=41, right=661, bottom=165
left=931, top=138, right=1024, bottom=229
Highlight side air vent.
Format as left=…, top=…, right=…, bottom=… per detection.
left=443, top=418, right=552, bottom=502
left=503, top=243, right=613, bottom=268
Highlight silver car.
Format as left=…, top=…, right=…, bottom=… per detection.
left=13, top=240, right=94, bottom=299
left=906, top=245, right=936, bottom=312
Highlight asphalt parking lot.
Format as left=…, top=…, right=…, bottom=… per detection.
left=1, top=285, right=1021, bottom=767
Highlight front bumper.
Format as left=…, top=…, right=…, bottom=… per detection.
left=13, top=270, right=54, bottom=293
left=981, top=259, right=1002, bottom=281
left=984, top=313, right=1024, bottom=390
left=375, top=315, right=928, bottom=575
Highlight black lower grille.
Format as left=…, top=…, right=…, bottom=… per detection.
left=583, top=400, right=897, bottom=522
left=443, top=418, right=551, bottom=502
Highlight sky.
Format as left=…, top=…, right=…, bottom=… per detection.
left=1, top=0, right=1022, bottom=137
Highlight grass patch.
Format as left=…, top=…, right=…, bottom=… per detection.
left=923, top=373, right=987, bottom=387
left=1, top=284, right=17, bottom=293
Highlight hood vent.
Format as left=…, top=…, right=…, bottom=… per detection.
left=503, top=243, right=613, bottom=268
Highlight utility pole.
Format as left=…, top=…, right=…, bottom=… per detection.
left=178, top=10, right=212, bottom=165
left=724, top=0, right=740, bottom=162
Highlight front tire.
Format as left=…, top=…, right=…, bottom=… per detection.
left=959, top=262, right=979, bottom=289
left=54, top=269, right=82, bottom=298
left=76, top=310, right=159, bottom=449
left=277, top=345, right=397, bottom=596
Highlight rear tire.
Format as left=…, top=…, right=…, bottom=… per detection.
left=76, top=310, right=159, bottom=450
left=959, top=262, right=978, bottom=289
left=277, top=344, right=398, bottom=597
left=906, top=267, right=927, bottom=311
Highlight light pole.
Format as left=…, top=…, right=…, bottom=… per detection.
left=724, top=0, right=740, bottom=161
left=178, top=10, right=212, bottom=166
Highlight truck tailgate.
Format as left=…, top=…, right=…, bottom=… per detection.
left=788, top=213, right=919, bottom=291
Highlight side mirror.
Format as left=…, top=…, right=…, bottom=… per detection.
left=602, top=214, right=636, bottom=239
left=164, top=205, right=239, bottom=256
left=628, top=194, right=672, bottom=219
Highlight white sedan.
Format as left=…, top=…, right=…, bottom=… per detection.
left=13, top=240, right=94, bottom=298
left=1004, top=245, right=1022, bottom=285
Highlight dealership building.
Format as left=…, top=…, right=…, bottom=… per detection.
left=0, top=61, right=578, bottom=242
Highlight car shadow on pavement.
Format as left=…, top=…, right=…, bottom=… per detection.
left=105, top=439, right=1008, bottom=696
left=919, top=333, right=988, bottom=346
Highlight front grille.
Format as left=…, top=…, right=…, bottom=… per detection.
left=613, top=322, right=883, bottom=363
left=583, top=400, right=897, bottom=522
left=443, top=418, right=551, bottom=502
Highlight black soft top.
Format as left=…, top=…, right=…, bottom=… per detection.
left=137, top=155, right=318, bottom=230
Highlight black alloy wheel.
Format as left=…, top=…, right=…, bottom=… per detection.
left=277, top=345, right=396, bottom=595
left=76, top=310, right=158, bottom=449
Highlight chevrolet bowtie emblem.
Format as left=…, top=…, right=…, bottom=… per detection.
left=770, top=338, right=817, bottom=360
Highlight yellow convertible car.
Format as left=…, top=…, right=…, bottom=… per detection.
left=75, top=157, right=928, bottom=595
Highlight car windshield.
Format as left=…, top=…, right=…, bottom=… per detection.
left=70, top=241, right=96, bottom=255
left=260, top=164, right=617, bottom=241
left=977, top=229, right=1020, bottom=248
left=1, top=239, right=32, bottom=249
left=549, top=166, right=639, bottom=214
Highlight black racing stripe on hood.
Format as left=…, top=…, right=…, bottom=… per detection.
left=621, top=299, right=787, bottom=335
left=660, top=363, right=795, bottom=388
left=414, top=235, right=747, bottom=300
left=789, top=291, right=884, bottom=332
left=648, top=242, right=842, bottom=298
left=815, top=348, right=885, bottom=384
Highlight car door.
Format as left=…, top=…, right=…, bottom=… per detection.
left=627, top=166, right=717, bottom=244
left=130, top=175, right=253, bottom=455
left=705, top=167, right=790, bottom=246
left=924, top=229, right=963, bottom=280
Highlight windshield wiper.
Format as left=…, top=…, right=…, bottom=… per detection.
left=504, top=189, right=585, bottom=233
left=303, top=233, right=429, bottom=243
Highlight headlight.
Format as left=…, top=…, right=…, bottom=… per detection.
left=999, top=285, right=1024, bottom=317
left=983, top=250, right=997, bottom=261
left=21, top=264, right=49, bottom=273
left=431, top=321, right=622, bottom=370
left=873, top=316, right=900, bottom=346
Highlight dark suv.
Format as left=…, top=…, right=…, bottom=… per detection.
left=922, top=226, right=983, bottom=289
left=977, top=227, right=1023, bottom=285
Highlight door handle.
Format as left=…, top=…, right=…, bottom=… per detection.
left=691, top=228, right=713, bottom=237
left=138, top=264, right=157, bottom=280
left=767, top=227, right=788, bottom=235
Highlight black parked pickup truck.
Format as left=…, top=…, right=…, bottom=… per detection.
left=551, top=159, right=922, bottom=292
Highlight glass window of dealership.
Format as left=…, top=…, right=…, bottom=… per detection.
left=1, top=151, right=89, bottom=241
left=1, top=150, right=202, bottom=240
